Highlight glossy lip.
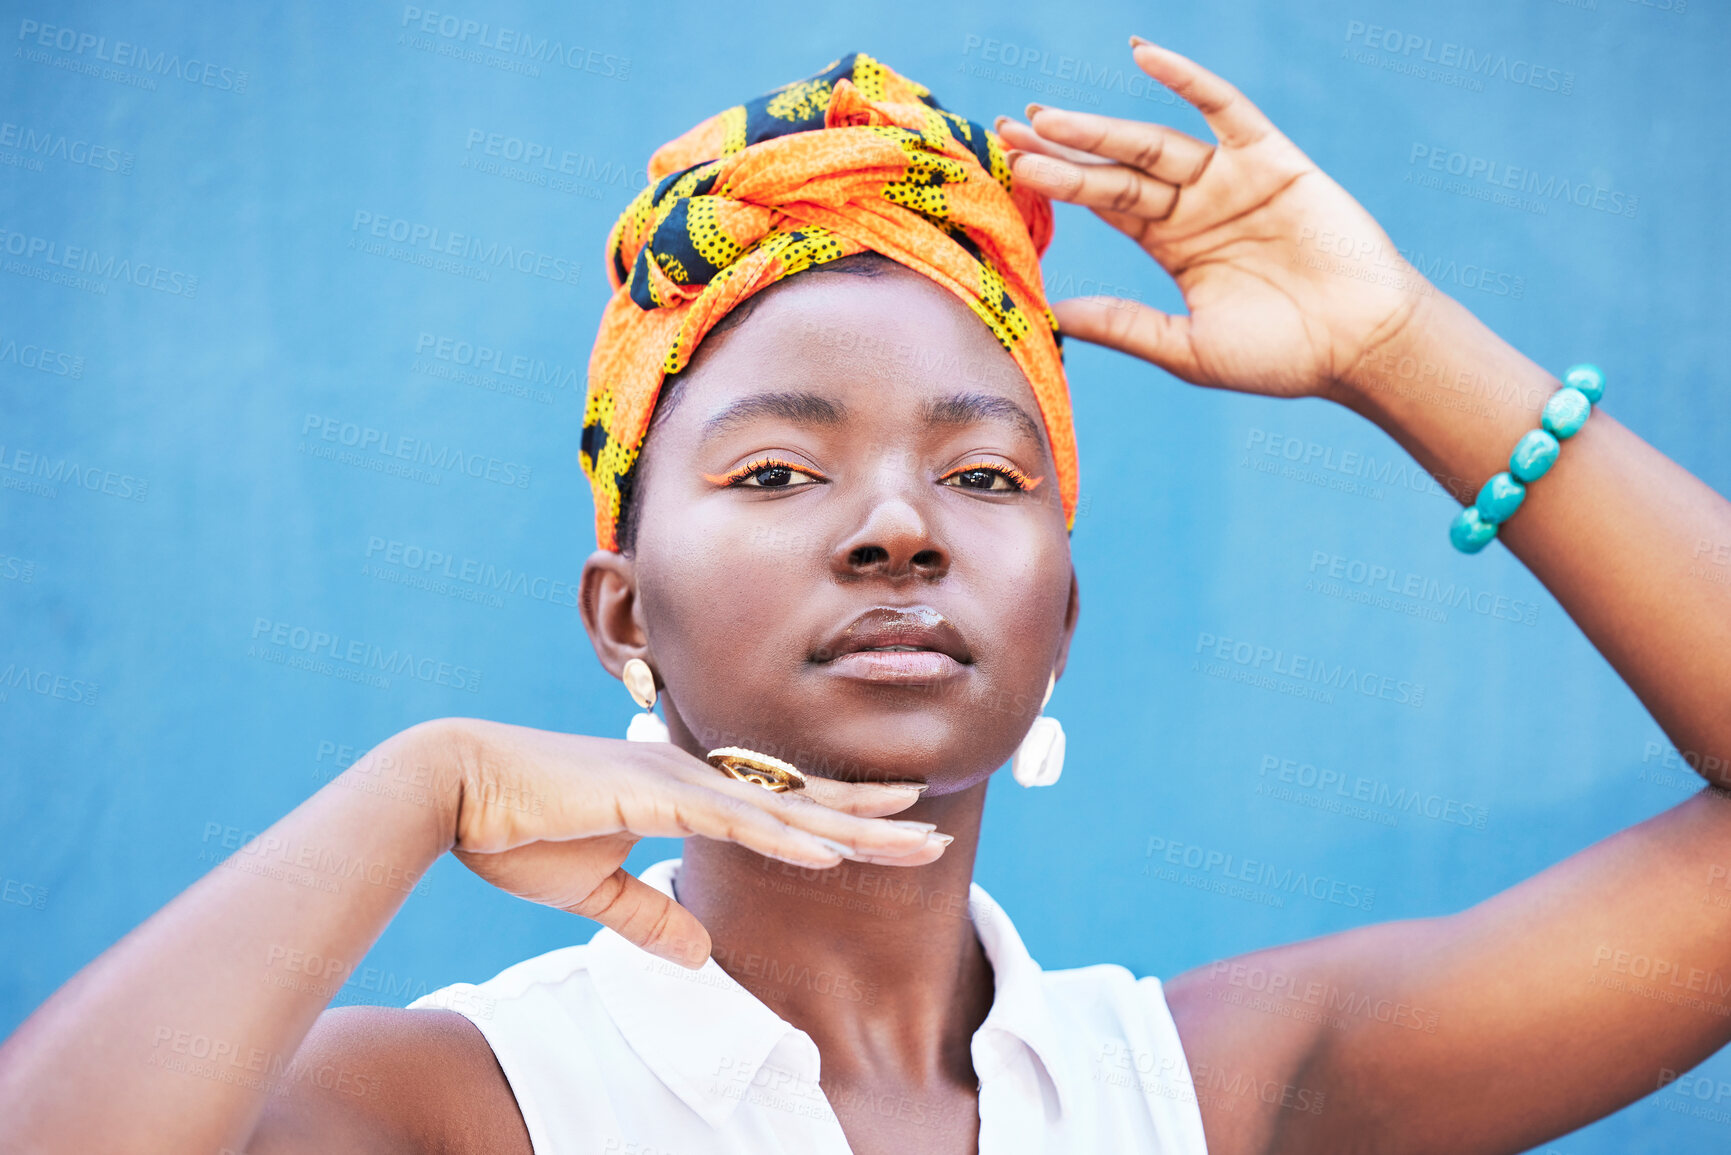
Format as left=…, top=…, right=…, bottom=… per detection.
left=812, top=605, right=973, bottom=683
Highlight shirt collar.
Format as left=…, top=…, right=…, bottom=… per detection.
left=584, top=858, right=1072, bottom=1127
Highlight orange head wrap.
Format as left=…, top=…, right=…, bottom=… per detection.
left=580, top=51, right=1076, bottom=550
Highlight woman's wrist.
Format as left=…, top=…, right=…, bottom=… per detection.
left=331, top=717, right=480, bottom=861
left=1324, top=289, right=1559, bottom=504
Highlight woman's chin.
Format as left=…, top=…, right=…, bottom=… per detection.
left=675, top=713, right=1015, bottom=792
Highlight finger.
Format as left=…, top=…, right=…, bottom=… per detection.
left=754, top=786, right=946, bottom=856
left=847, top=838, right=953, bottom=867
left=1008, top=150, right=1179, bottom=221
left=994, top=116, right=1117, bottom=169
left=1051, top=297, right=1204, bottom=383
left=1025, top=106, right=1213, bottom=186
left=645, top=749, right=943, bottom=857
left=658, top=747, right=931, bottom=829
left=575, top=866, right=713, bottom=969
left=1129, top=38, right=1276, bottom=149
left=641, top=778, right=940, bottom=865
left=798, top=776, right=927, bottom=818
left=451, top=834, right=709, bottom=965
left=667, top=755, right=923, bottom=825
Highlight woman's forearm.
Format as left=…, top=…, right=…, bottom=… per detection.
left=1333, top=289, right=1731, bottom=782
left=0, top=720, right=466, bottom=1155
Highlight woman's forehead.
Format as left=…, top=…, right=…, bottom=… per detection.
left=669, top=268, right=1044, bottom=432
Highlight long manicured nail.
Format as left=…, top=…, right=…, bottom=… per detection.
left=813, top=837, right=855, bottom=857
left=877, top=780, right=929, bottom=793
left=1130, top=34, right=1153, bottom=48
left=887, top=820, right=938, bottom=833
left=927, top=832, right=955, bottom=847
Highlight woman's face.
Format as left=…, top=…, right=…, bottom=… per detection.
left=584, top=265, right=1078, bottom=794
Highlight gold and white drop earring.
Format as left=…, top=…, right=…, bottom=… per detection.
left=622, top=657, right=670, bottom=743
left=1011, top=673, right=1065, bottom=787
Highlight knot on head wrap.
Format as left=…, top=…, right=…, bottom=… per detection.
left=581, top=51, right=1077, bottom=551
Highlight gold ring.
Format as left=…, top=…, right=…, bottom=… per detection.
left=706, top=747, right=808, bottom=793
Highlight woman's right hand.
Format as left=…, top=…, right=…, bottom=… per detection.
left=429, top=719, right=945, bottom=967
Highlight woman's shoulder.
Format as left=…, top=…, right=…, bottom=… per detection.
left=250, top=1003, right=532, bottom=1154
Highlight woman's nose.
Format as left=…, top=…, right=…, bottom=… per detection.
left=829, top=485, right=950, bottom=582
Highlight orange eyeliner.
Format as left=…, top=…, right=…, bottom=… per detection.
left=701, top=457, right=827, bottom=487
left=944, top=461, right=1042, bottom=490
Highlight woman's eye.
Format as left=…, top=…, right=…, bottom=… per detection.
left=943, top=466, right=1024, bottom=492
left=737, top=462, right=820, bottom=488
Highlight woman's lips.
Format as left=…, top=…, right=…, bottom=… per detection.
left=823, top=648, right=967, bottom=683
left=813, top=606, right=972, bottom=684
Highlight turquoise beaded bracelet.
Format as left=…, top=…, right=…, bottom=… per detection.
left=1448, top=364, right=1605, bottom=553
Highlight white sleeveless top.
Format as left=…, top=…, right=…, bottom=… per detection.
left=410, top=859, right=1209, bottom=1154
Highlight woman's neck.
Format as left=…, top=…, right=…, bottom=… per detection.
left=674, top=780, right=995, bottom=1093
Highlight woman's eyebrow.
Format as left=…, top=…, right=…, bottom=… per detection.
left=699, top=392, right=850, bottom=439
left=923, top=392, right=1044, bottom=442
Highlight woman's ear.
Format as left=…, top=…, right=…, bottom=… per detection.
left=579, top=549, right=650, bottom=680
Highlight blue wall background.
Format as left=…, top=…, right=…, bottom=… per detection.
left=2, top=1, right=1725, bottom=1150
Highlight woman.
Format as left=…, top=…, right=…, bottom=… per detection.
left=4, top=38, right=1730, bottom=1155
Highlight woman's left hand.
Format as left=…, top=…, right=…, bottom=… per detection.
left=998, top=37, right=1430, bottom=402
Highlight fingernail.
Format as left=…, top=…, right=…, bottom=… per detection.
left=878, top=780, right=929, bottom=794
left=887, top=820, right=938, bottom=833
left=1024, top=102, right=1046, bottom=119
left=927, top=832, right=955, bottom=847
left=1130, top=34, right=1152, bottom=48
left=992, top=114, right=1009, bottom=132
left=813, top=836, right=855, bottom=857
